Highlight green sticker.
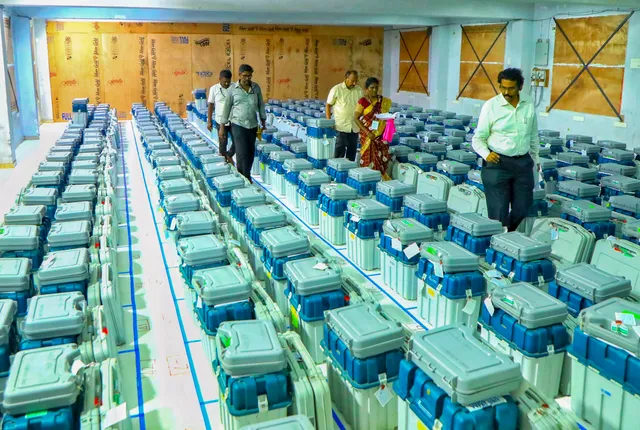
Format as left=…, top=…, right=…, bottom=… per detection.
left=0, top=228, right=4, bottom=235
left=291, top=306, right=299, bottom=329
left=220, top=335, right=231, bottom=348
left=25, top=411, right=47, bottom=419
left=426, top=246, right=437, bottom=256
left=401, top=219, right=414, bottom=227
left=622, top=310, right=640, bottom=321
left=501, top=296, right=515, bottom=306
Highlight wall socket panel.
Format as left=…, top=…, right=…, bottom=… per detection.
left=535, top=39, right=550, bottom=66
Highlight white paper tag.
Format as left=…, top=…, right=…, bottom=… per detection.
left=466, top=396, right=507, bottom=412
left=616, top=312, right=637, bottom=326
left=404, top=243, right=420, bottom=259
left=350, top=214, right=361, bottom=223
left=581, top=149, right=588, bottom=156
left=375, top=385, right=393, bottom=407
left=484, top=297, right=495, bottom=316
left=170, top=217, right=177, bottom=230
left=370, top=121, right=379, bottom=130
left=433, top=261, right=444, bottom=278
left=391, top=238, right=403, bottom=252
left=486, top=269, right=502, bottom=279
left=544, top=143, right=551, bottom=148
left=550, top=228, right=559, bottom=241
left=462, top=298, right=477, bottom=315
left=313, top=262, right=328, bottom=271
left=71, top=360, right=86, bottom=375
left=323, top=138, right=330, bottom=146
left=446, top=145, right=454, bottom=151
left=101, top=403, right=128, bottom=429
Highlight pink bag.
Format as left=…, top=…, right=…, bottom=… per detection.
left=382, top=118, right=396, bottom=143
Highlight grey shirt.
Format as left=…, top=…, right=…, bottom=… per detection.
left=220, top=81, right=267, bottom=130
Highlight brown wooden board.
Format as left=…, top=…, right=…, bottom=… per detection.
left=232, top=35, right=273, bottom=100
left=191, top=34, right=234, bottom=95
left=459, top=24, right=506, bottom=100
left=49, top=33, right=103, bottom=121
left=101, top=34, right=148, bottom=120
left=147, top=34, right=192, bottom=117
left=313, top=36, right=353, bottom=100
left=399, top=62, right=429, bottom=94
left=460, top=24, right=507, bottom=63
left=399, top=30, right=429, bottom=63
left=459, top=62, right=502, bottom=101
left=353, top=36, right=384, bottom=91
left=272, top=36, right=312, bottom=100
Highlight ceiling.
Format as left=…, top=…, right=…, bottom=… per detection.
left=3, top=0, right=638, bottom=26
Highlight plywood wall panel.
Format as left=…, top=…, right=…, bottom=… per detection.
left=148, top=34, right=192, bottom=116
left=232, top=35, right=274, bottom=99
left=550, top=66, right=624, bottom=117
left=191, top=34, right=233, bottom=93
left=101, top=34, right=147, bottom=120
left=460, top=24, right=506, bottom=63
left=353, top=36, right=384, bottom=90
left=314, top=36, right=352, bottom=100
left=273, top=36, right=312, bottom=100
left=458, top=63, right=501, bottom=101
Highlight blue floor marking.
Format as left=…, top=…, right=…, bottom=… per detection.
left=130, top=121, right=212, bottom=430
left=332, top=410, right=347, bottom=430
left=192, top=123, right=428, bottom=331
left=201, top=399, right=219, bottom=406
left=119, top=349, right=136, bottom=355
left=118, top=123, right=146, bottom=429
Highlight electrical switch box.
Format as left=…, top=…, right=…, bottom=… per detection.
left=535, top=39, right=550, bottom=66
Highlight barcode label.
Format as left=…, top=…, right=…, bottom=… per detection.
left=465, top=396, right=506, bottom=412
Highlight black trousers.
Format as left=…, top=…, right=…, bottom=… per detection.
left=480, top=153, right=535, bottom=231
left=214, top=122, right=235, bottom=157
left=231, top=124, right=257, bottom=181
left=335, top=131, right=359, bottom=161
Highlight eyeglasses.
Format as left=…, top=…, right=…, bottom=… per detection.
left=240, top=73, right=253, bottom=79
left=499, top=85, right=518, bottom=93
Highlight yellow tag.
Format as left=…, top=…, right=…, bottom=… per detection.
left=349, top=233, right=355, bottom=240
left=322, top=212, right=327, bottom=217
left=266, top=271, right=271, bottom=279
left=427, top=287, right=436, bottom=298
left=301, top=196, right=306, bottom=201
left=291, top=306, right=299, bottom=329
left=260, top=162, right=265, bottom=169
left=417, top=421, right=427, bottom=430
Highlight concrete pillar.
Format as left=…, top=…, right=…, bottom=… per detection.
left=0, top=12, right=16, bottom=167
left=13, top=16, right=39, bottom=138
left=33, top=19, right=52, bottom=122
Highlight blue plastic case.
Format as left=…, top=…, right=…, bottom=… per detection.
left=403, top=207, right=450, bottom=231
left=2, top=406, right=77, bottom=430
left=317, top=195, right=348, bottom=217
left=415, top=260, right=484, bottom=299
left=485, top=249, right=555, bottom=284
left=344, top=213, right=386, bottom=239
left=559, top=214, right=615, bottom=240
left=285, top=286, right=346, bottom=322
left=216, top=370, right=293, bottom=416
left=445, top=226, right=493, bottom=256
left=197, top=301, right=255, bottom=336
left=346, top=178, right=378, bottom=197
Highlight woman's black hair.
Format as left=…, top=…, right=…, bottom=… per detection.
left=365, top=77, right=379, bottom=88
left=497, top=68, right=524, bottom=88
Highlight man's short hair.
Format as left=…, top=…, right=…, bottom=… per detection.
left=239, top=64, right=254, bottom=74
left=345, top=70, right=358, bottom=78
left=498, top=68, right=524, bottom=88
left=219, top=69, right=232, bottom=79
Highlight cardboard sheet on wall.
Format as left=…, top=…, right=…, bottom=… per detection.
left=148, top=34, right=193, bottom=117
left=233, top=35, right=274, bottom=100
left=398, top=30, right=430, bottom=94
left=273, top=36, right=311, bottom=100
left=191, top=34, right=233, bottom=95
left=458, top=24, right=506, bottom=100
left=353, top=36, right=384, bottom=90
left=313, top=36, right=353, bottom=100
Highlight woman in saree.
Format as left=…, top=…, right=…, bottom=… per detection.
left=354, top=77, right=393, bottom=180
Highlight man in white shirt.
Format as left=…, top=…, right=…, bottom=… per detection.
left=207, top=69, right=234, bottom=162
left=472, top=68, right=540, bottom=231
left=326, top=70, right=364, bottom=161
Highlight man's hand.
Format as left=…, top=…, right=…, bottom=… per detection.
left=367, top=131, right=376, bottom=141
left=486, top=152, right=501, bottom=164
left=218, top=130, right=226, bottom=144
left=261, top=120, right=266, bottom=130
left=207, top=121, right=213, bottom=132
left=225, top=155, right=235, bottom=166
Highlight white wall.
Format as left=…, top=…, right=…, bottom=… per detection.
left=383, top=6, right=640, bottom=148
left=33, top=19, right=52, bottom=122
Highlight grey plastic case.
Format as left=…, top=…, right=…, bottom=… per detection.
left=490, top=232, right=552, bottom=262
left=155, top=156, right=181, bottom=167
left=556, top=263, right=632, bottom=303
left=609, top=195, right=640, bottom=214
left=600, top=148, right=634, bottom=162
left=4, top=205, right=45, bottom=225
left=46, top=152, right=73, bottom=164
left=491, top=283, right=568, bottom=328
left=0, top=226, right=40, bottom=251
left=382, top=218, right=434, bottom=244
left=561, top=200, right=611, bottom=222
left=601, top=175, right=640, bottom=193
left=566, top=134, right=593, bottom=144
left=450, top=213, right=504, bottom=237
left=556, top=181, right=600, bottom=198
left=557, top=166, right=597, bottom=182
left=413, top=152, right=439, bottom=165
left=306, top=118, right=336, bottom=129
left=22, top=292, right=86, bottom=339
left=157, top=166, right=185, bottom=181
left=213, top=174, right=246, bottom=192
left=232, top=187, right=266, bottom=207
left=3, top=345, right=82, bottom=415
left=284, top=257, right=342, bottom=295
left=240, top=415, right=314, bottom=430
left=421, top=142, right=447, bottom=154
left=32, top=171, right=63, bottom=185
left=203, top=162, right=231, bottom=178
left=164, top=193, right=201, bottom=213
left=37, top=248, right=90, bottom=285
left=39, top=161, right=67, bottom=173
left=376, top=180, right=416, bottom=198
left=245, top=204, right=287, bottom=230
left=579, top=298, right=640, bottom=357
left=597, top=140, right=627, bottom=150
left=289, top=143, right=308, bottom=155
left=404, top=194, right=447, bottom=214
left=71, top=160, right=98, bottom=171
left=261, top=226, right=310, bottom=258
left=55, top=202, right=93, bottom=222
left=47, top=221, right=91, bottom=247
left=0, top=300, right=16, bottom=347
left=192, top=265, right=251, bottom=307
left=389, top=145, right=414, bottom=158
left=68, top=169, right=99, bottom=185
left=299, top=170, right=331, bottom=187
left=270, top=151, right=295, bottom=163
left=539, top=130, right=560, bottom=138
left=177, top=234, right=227, bottom=266
left=408, top=325, right=522, bottom=405
left=437, top=160, right=471, bottom=175
left=284, top=158, right=313, bottom=172
left=320, top=183, right=358, bottom=201
left=348, top=167, right=382, bottom=183
left=568, top=142, right=599, bottom=155
left=399, top=137, right=422, bottom=149
left=61, top=185, right=97, bottom=204
left=467, top=170, right=482, bottom=184
left=446, top=150, right=477, bottom=164
left=74, top=153, right=99, bottom=163
left=557, top=152, right=590, bottom=166
left=217, top=320, right=286, bottom=377
left=176, top=211, right=216, bottom=235
left=200, top=154, right=225, bottom=166
left=160, top=179, right=193, bottom=196
left=0, top=258, right=31, bottom=292
left=622, top=220, right=640, bottom=239
left=325, top=302, right=404, bottom=359
left=257, top=144, right=281, bottom=155
left=347, top=199, right=391, bottom=220
left=22, top=188, right=57, bottom=206
left=420, top=241, right=480, bottom=273
left=598, top=163, right=637, bottom=177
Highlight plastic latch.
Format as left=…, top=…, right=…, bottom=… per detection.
left=547, top=344, right=555, bottom=355
left=508, top=271, right=515, bottom=280
left=466, top=289, right=472, bottom=300
left=538, top=275, right=545, bottom=287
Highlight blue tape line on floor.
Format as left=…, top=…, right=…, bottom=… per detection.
left=192, top=123, right=428, bottom=331
left=130, top=121, right=212, bottom=430
left=118, top=349, right=136, bottom=355
left=332, top=410, right=347, bottom=430
left=201, top=399, right=219, bottom=406
left=118, top=123, right=146, bottom=429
